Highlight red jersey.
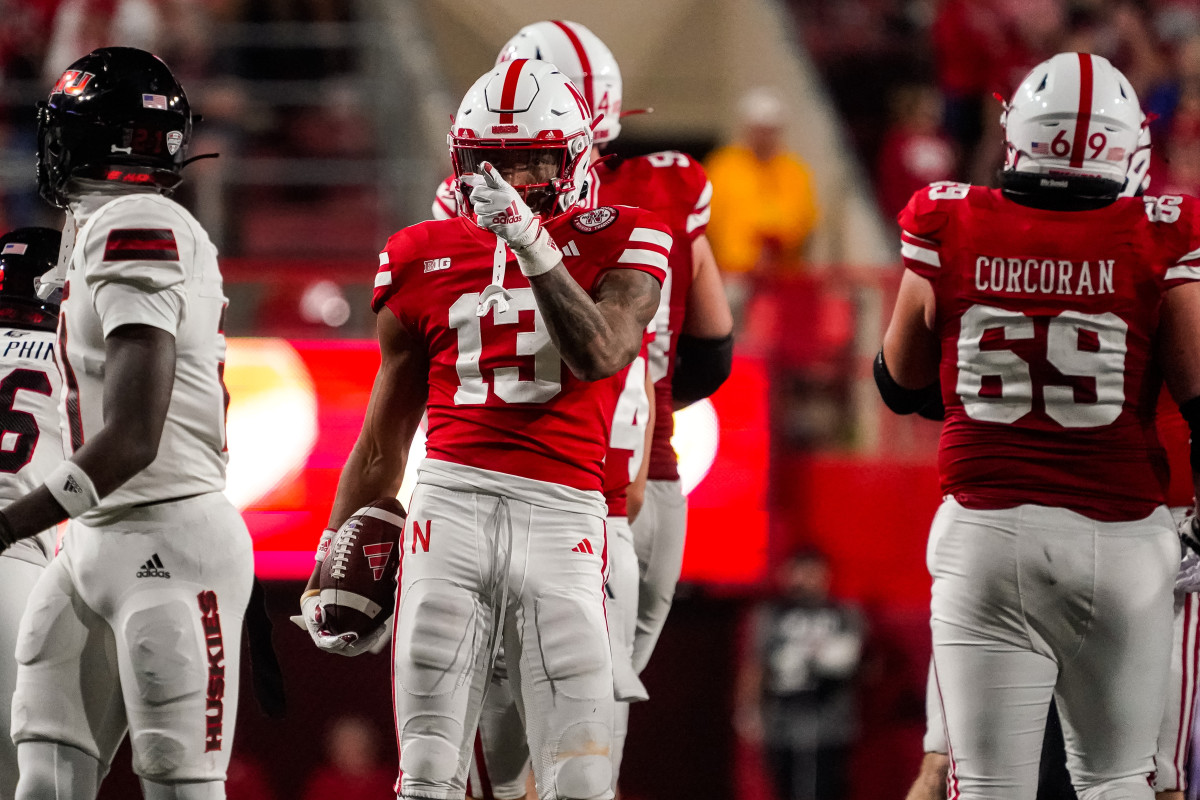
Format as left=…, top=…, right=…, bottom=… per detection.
left=430, top=152, right=712, bottom=484
left=373, top=207, right=671, bottom=494
left=588, top=152, right=712, bottom=481
left=899, top=182, right=1200, bottom=521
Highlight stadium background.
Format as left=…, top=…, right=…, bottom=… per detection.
left=2, top=0, right=1191, bottom=797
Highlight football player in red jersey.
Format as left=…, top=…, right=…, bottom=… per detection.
left=433, top=23, right=732, bottom=797
left=880, top=51, right=1200, bottom=799
left=301, top=58, right=670, bottom=800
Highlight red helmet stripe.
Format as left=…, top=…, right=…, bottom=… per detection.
left=1070, top=52, right=1094, bottom=169
left=552, top=20, right=594, bottom=113
left=564, top=80, right=591, bottom=119
left=499, top=58, right=528, bottom=124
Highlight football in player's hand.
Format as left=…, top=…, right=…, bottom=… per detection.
left=318, top=497, right=405, bottom=638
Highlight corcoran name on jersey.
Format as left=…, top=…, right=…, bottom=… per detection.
left=103, top=228, right=179, bottom=261
left=972, top=257, right=1115, bottom=296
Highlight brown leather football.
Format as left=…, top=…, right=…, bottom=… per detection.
left=318, top=497, right=405, bottom=638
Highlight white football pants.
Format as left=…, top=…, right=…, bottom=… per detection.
left=12, top=493, right=253, bottom=789
left=629, top=479, right=687, bottom=673
left=395, top=483, right=613, bottom=800
left=464, top=516, right=643, bottom=800
left=923, top=562, right=1200, bottom=793
left=0, top=555, right=44, bottom=800
left=929, top=498, right=1177, bottom=800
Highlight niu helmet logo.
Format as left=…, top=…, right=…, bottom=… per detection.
left=362, top=543, right=394, bottom=581
left=51, top=70, right=95, bottom=97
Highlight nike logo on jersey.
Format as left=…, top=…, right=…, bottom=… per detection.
left=570, top=539, right=594, bottom=554
left=424, top=257, right=451, bottom=273
left=562, top=240, right=580, bottom=257
left=136, top=553, right=171, bottom=579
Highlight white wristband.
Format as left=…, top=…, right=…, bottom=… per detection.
left=44, top=461, right=100, bottom=518
left=513, top=226, right=562, bottom=277
left=314, top=527, right=336, bottom=562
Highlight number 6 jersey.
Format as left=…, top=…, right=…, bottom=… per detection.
left=900, top=182, right=1200, bottom=521
left=372, top=206, right=670, bottom=503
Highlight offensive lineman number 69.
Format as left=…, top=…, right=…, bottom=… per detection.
left=957, top=304, right=1128, bottom=428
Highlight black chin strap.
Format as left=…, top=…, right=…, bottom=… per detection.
left=998, top=170, right=1122, bottom=211
left=181, top=152, right=220, bottom=168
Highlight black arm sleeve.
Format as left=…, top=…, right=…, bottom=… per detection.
left=1180, top=395, right=1200, bottom=474
left=873, top=350, right=944, bottom=421
left=672, top=332, right=734, bottom=407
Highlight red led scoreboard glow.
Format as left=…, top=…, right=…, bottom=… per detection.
left=226, top=339, right=768, bottom=584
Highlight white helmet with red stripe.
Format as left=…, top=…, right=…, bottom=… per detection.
left=1002, top=52, right=1142, bottom=191
left=449, top=58, right=594, bottom=216
left=496, top=20, right=623, bottom=144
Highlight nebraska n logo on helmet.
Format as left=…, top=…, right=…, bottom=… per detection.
left=1001, top=52, right=1145, bottom=205
left=37, top=47, right=214, bottom=208
left=495, top=20, right=624, bottom=145
left=448, top=58, right=594, bottom=217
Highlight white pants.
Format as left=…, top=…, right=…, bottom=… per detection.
left=464, top=517, right=644, bottom=800
left=11, top=493, right=254, bottom=784
left=396, top=483, right=613, bottom=800
left=0, top=556, right=44, bottom=800
left=923, top=564, right=1200, bottom=793
left=1152, top=590, right=1200, bottom=792
left=929, top=498, right=1177, bottom=799
left=629, top=479, right=687, bottom=673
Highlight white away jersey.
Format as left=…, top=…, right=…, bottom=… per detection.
left=0, top=326, right=64, bottom=564
left=59, top=192, right=229, bottom=524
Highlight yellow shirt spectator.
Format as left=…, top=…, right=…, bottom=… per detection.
left=704, top=143, right=819, bottom=276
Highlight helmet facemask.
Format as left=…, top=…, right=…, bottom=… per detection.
left=449, top=59, right=595, bottom=220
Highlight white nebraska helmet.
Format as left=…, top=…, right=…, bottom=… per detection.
left=496, top=20, right=623, bottom=144
left=449, top=58, right=594, bottom=215
left=1003, top=52, right=1142, bottom=189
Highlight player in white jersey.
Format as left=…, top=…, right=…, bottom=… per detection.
left=0, top=48, right=253, bottom=800
left=0, top=227, right=65, bottom=800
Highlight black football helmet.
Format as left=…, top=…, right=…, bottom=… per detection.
left=37, top=47, right=192, bottom=208
left=0, top=228, right=61, bottom=331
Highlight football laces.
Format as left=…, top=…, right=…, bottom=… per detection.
left=330, top=519, right=361, bottom=580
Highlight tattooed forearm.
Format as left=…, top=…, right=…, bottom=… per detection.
left=528, top=267, right=661, bottom=381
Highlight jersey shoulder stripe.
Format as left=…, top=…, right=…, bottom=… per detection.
left=103, top=228, right=178, bottom=261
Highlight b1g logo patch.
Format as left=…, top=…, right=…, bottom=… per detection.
left=572, top=206, right=619, bottom=233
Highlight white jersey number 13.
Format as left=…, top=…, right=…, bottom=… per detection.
left=449, top=288, right=563, bottom=405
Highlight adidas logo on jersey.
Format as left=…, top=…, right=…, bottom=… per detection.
left=136, top=553, right=171, bottom=579
left=570, top=539, right=594, bottom=555
left=562, top=240, right=580, bottom=257
left=424, top=257, right=450, bottom=273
